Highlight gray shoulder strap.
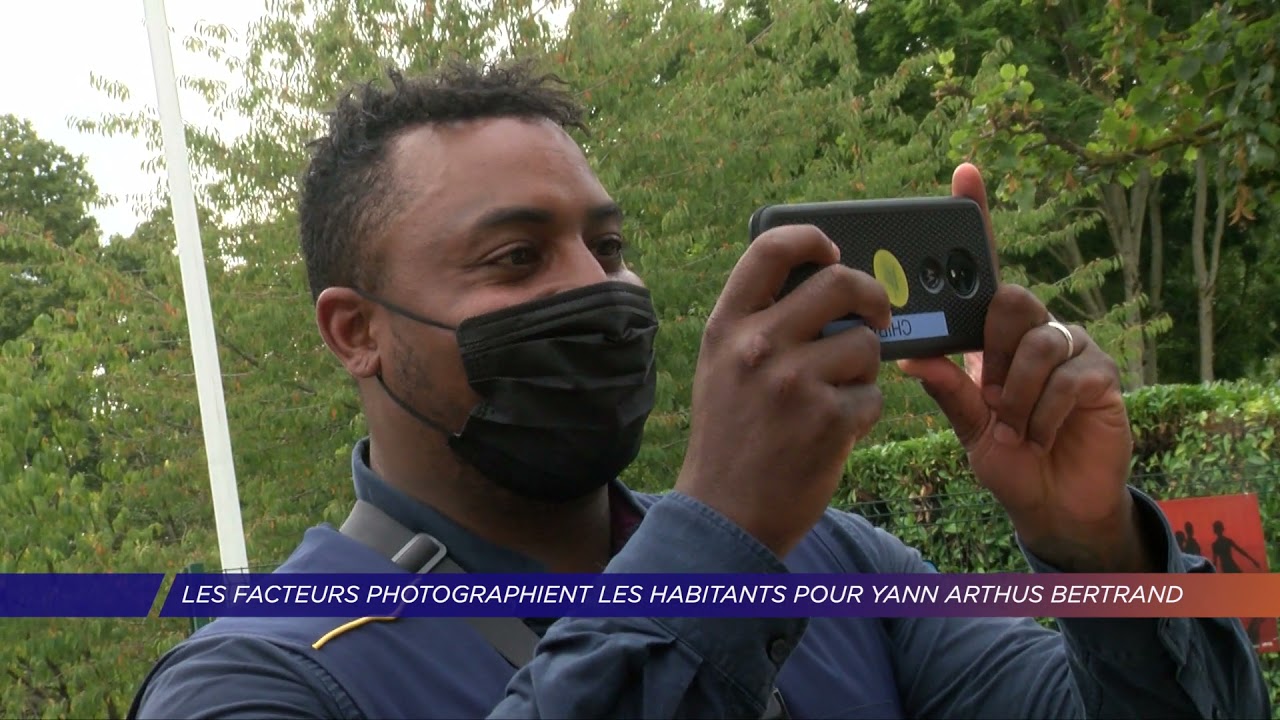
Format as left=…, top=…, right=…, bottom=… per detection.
left=338, top=500, right=789, bottom=718
left=338, top=500, right=538, bottom=667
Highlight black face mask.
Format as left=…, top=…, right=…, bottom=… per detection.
left=358, top=281, right=660, bottom=503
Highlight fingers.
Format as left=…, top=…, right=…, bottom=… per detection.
left=829, top=382, right=885, bottom=446
left=792, top=323, right=882, bottom=387
left=739, top=324, right=882, bottom=443
left=951, top=162, right=991, bottom=215
left=712, top=224, right=840, bottom=324
left=1024, top=340, right=1125, bottom=451
left=898, top=356, right=990, bottom=447
left=758, top=263, right=892, bottom=344
left=992, top=320, right=1089, bottom=442
left=981, top=285, right=1051, bottom=391
left=951, top=163, right=1002, bottom=277
left=1023, top=365, right=1080, bottom=451
left=905, top=266, right=1123, bottom=453
left=714, top=255, right=888, bottom=447
left=715, top=222, right=891, bottom=346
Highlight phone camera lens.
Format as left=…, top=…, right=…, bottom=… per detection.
left=919, top=258, right=944, bottom=293
left=946, top=249, right=979, bottom=298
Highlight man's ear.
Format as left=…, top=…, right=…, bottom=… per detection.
left=316, top=287, right=381, bottom=379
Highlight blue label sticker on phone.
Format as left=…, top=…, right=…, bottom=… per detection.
left=823, top=311, right=950, bottom=343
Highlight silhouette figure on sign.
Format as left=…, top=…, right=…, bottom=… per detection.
left=1210, top=520, right=1260, bottom=573
left=1182, top=521, right=1202, bottom=557
left=1175, top=530, right=1187, bottom=553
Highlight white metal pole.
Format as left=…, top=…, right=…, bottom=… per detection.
left=142, top=0, right=250, bottom=574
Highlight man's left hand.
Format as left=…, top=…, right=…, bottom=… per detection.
left=898, top=163, right=1157, bottom=574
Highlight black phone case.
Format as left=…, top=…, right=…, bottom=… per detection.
left=748, top=196, right=997, bottom=361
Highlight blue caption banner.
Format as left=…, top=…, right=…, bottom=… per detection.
left=0, top=573, right=165, bottom=617
left=0, top=573, right=1199, bottom=619
left=155, top=572, right=1190, bottom=619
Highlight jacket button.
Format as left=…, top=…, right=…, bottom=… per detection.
left=767, top=637, right=791, bottom=665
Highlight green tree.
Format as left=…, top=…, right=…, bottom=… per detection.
left=774, top=0, right=1151, bottom=382
left=0, top=114, right=102, bottom=343
left=948, top=0, right=1279, bottom=387
left=7, top=1, right=1278, bottom=715
left=1154, top=174, right=1280, bottom=384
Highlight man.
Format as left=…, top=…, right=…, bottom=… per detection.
left=129, top=60, right=1270, bottom=719
left=1185, top=520, right=1203, bottom=556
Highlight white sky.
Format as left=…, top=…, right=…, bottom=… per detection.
left=0, top=0, right=267, bottom=239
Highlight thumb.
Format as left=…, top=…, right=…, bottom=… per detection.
left=897, top=357, right=991, bottom=448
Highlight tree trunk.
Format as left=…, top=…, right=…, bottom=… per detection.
left=1098, top=170, right=1152, bottom=390
left=1189, top=152, right=1229, bottom=383
left=1143, top=178, right=1164, bottom=385
left=1059, top=238, right=1110, bottom=319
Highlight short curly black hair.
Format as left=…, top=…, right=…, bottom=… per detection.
left=298, top=59, right=586, bottom=302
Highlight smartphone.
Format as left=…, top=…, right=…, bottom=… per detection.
left=748, top=196, right=997, bottom=361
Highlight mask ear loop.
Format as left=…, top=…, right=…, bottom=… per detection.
left=346, top=287, right=467, bottom=439
left=372, top=371, right=465, bottom=439
left=349, top=287, right=458, bottom=332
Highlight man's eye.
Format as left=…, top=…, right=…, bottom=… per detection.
left=594, top=236, right=625, bottom=258
left=500, top=246, right=538, bottom=266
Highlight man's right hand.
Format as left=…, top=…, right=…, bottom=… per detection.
left=674, top=224, right=891, bottom=559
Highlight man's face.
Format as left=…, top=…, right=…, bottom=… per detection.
left=362, top=117, right=642, bottom=430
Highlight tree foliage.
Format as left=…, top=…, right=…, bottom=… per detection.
left=947, top=0, right=1280, bottom=386
left=0, top=115, right=102, bottom=343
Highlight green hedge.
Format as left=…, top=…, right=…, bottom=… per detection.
left=832, top=380, right=1280, bottom=715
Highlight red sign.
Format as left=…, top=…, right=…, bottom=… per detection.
left=1157, top=493, right=1276, bottom=654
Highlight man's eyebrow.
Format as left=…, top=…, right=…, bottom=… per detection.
left=470, top=203, right=624, bottom=231
left=588, top=202, right=624, bottom=223
left=472, top=207, right=554, bottom=230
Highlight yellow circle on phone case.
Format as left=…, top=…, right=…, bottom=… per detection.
left=873, top=249, right=910, bottom=308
